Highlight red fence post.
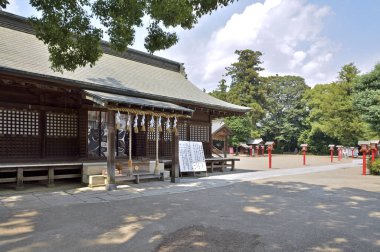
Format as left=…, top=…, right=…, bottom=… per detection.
left=269, top=148, right=272, bottom=169
left=303, top=150, right=306, bottom=166
left=363, top=151, right=367, bottom=176
left=330, top=150, right=333, bottom=163
left=372, top=149, right=376, bottom=164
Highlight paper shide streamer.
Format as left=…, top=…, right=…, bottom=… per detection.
left=157, top=116, right=162, bottom=132
left=149, top=116, right=155, bottom=132
left=133, top=114, right=139, bottom=133
left=166, top=117, right=171, bottom=134
left=141, top=114, right=146, bottom=132
left=126, top=114, right=131, bottom=132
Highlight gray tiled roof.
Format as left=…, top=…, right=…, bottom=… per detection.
left=85, top=90, right=193, bottom=113
left=0, top=12, right=250, bottom=113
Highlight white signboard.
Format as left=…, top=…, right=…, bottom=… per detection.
left=179, top=141, right=207, bottom=172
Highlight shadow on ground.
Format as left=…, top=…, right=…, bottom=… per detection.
left=0, top=179, right=379, bottom=252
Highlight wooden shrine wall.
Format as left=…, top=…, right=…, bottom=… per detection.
left=0, top=77, right=86, bottom=162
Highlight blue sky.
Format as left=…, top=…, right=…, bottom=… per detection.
left=4, top=0, right=380, bottom=90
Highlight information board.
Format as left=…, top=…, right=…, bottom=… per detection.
left=179, top=141, right=207, bottom=172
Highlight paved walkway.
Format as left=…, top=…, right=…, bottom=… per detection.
left=0, top=162, right=357, bottom=211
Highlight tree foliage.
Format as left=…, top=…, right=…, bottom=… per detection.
left=353, top=63, right=380, bottom=134
left=210, top=60, right=379, bottom=154
left=1, top=0, right=236, bottom=72
left=259, top=75, right=309, bottom=152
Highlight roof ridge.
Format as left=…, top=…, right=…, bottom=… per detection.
left=0, top=10, right=182, bottom=72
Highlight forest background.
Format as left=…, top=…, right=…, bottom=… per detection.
left=209, top=49, right=380, bottom=154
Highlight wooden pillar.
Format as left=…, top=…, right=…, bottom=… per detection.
left=224, top=135, right=229, bottom=158
left=16, top=167, right=24, bottom=190
left=48, top=167, right=54, bottom=187
left=106, top=110, right=117, bottom=191
left=171, top=132, right=180, bottom=183
left=208, top=115, right=212, bottom=157
left=128, top=115, right=133, bottom=175
left=154, top=117, right=160, bottom=175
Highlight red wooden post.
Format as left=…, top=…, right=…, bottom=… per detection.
left=372, top=149, right=376, bottom=164
left=261, top=146, right=264, bottom=156
left=269, top=148, right=272, bottom=168
left=255, top=146, right=259, bottom=157
left=329, top=144, right=335, bottom=163
left=303, top=150, right=306, bottom=165
left=301, top=144, right=308, bottom=166
left=351, top=149, right=354, bottom=159
left=250, top=145, right=253, bottom=157
left=363, top=151, right=367, bottom=176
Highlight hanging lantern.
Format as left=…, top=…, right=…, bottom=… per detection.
left=157, top=116, right=163, bottom=132
left=115, top=110, right=121, bottom=130
left=173, top=117, right=178, bottom=135
left=166, top=117, right=171, bottom=134
left=141, top=114, right=146, bottom=132
left=133, top=114, right=139, bottom=133
left=149, top=116, right=155, bottom=132
left=126, top=114, right=131, bottom=132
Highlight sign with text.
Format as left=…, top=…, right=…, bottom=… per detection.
left=179, top=141, right=207, bottom=172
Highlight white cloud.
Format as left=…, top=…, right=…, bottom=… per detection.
left=5, top=0, right=20, bottom=14
left=156, top=0, right=337, bottom=90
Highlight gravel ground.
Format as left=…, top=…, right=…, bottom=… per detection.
left=0, top=164, right=379, bottom=252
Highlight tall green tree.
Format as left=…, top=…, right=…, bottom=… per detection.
left=225, top=50, right=266, bottom=127
left=353, top=63, right=380, bottom=134
left=260, top=75, right=310, bottom=152
left=209, top=79, right=228, bottom=101
left=304, top=82, right=364, bottom=146
left=338, top=62, right=360, bottom=83
left=0, top=0, right=237, bottom=72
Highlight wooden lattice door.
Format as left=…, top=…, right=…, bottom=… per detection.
left=45, top=112, right=79, bottom=158
left=0, top=108, right=40, bottom=160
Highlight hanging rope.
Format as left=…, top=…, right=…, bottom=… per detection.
left=108, top=106, right=191, bottom=118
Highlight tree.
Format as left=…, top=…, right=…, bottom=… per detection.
left=225, top=50, right=266, bottom=125
left=302, top=81, right=364, bottom=149
left=353, top=63, right=380, bottom=134
left=209, top=79, right=228, bottom=101
left=338, top=62, right=360, bottom=83
left=224, top=116, right=251, bottom=147
left=0, top=0, right=236, bottom=72
left=260, top=75, right=310, bottom=152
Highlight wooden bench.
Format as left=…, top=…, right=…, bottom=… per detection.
left=205, top=158, right=240, bottom=173
left=102, top=171, right=164, bottom=185
left=0, top=162, right=83, bottom=189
